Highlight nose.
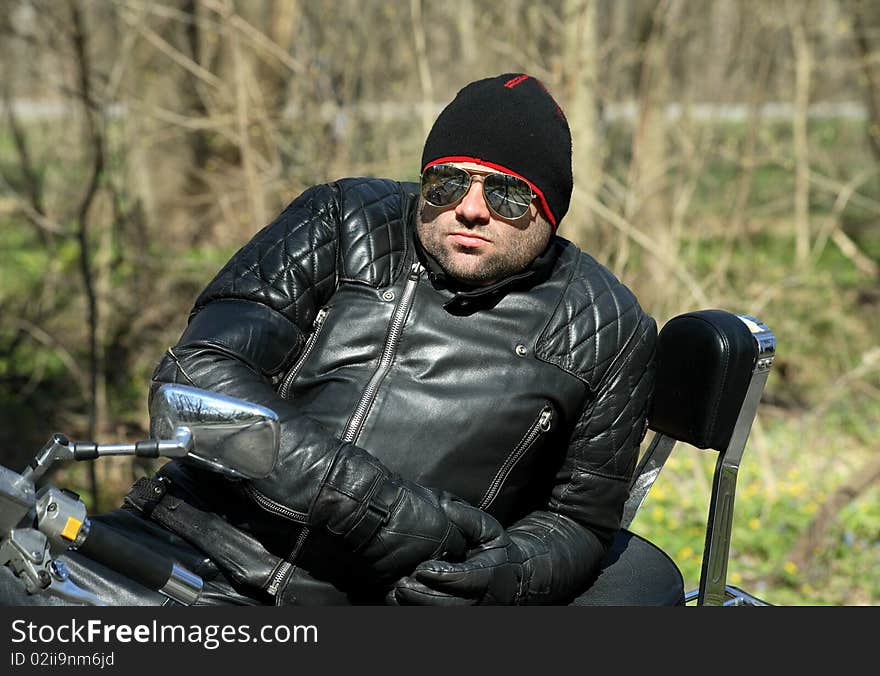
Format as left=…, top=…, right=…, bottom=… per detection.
left=454, top=176, right=491, bottom=225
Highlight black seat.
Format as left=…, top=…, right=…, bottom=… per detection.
left=574, top=309, right=776, bottom=606
left=571, top=530, right=684, bottom=606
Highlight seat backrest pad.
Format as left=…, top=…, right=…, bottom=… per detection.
left=648, top=309, right=757, bottom=450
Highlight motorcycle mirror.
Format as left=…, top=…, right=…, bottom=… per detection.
left=149, top=384, right=280, bottom=480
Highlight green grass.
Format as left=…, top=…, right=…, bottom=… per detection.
left=630, top=407, right=880, bottom=606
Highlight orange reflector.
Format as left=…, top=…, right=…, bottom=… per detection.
left=60, top=517, right=83, bottom=541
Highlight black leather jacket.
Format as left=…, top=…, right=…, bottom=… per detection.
left=145, top=177, right=657, bottom=605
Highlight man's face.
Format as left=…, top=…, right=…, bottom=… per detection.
left=416, top=163, right=553, bottom=287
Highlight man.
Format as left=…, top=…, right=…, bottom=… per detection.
left=131, top=73, right=657, bottom=605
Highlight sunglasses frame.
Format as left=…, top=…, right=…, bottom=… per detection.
left=420, top=163, right=536, bottom=221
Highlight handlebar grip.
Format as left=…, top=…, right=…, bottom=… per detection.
left=77, top=520, right=203, bottom=605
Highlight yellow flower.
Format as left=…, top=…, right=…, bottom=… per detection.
left=730, top=572, right=743, bottom=584
left=651, top=506, right=665, bottom=522
left=803, top=502, right=818, bottom=515
left=748, top=518, right=761, bottom=530
left=677, top=546, right=695, bottom=561
left=784, top=561, right=798, bottom=575
left=788, top=482, right=806, bottom=497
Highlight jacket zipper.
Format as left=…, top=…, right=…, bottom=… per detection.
left=341, top=262, right=422, bottom=444
left=243, top=483, right=308, bottom=524
left=479, top=405, right=553, bottom=510
left=279, top=307, right=329, bottom=399
left=261, top=264, right=422, bottom=601
left=266, top=306, right=329, bottom=598
left=265, top=560, right=292, bottom=597
left=242, top=482, right=311, bottom=602
left=264, top=515, right=313, bottom=600
left=249, top=306, right=328, bottom=527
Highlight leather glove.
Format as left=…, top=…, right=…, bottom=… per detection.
left=311, top=444, right=471, bottom=585
left=386, top=500, right=527, bottom=605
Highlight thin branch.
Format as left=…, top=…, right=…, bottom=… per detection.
left=200, top=0, right=305, bottom=75
left=68, top=0, right=106, bottom=510
left=118, top=6, right=226, bottom=92
left=830, top=228, right=880, bottom=278
left=810, top=170, right=872, bottom=265
left=851, top=1, right=880, bottom=163
left=0, top=174, right=68, bottom=235
left=7, top=317, right=89, bottom=396
left=575, top=188, right=711, bottom=308
left=140, top=102, right=236, bottom=132
left=1, top=88, right=46, bottom=219
left=805, top=347, right=880, bottom=425
left=781, top=451, right=880, bottom=581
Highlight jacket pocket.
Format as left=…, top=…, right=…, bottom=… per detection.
left=279, top=307, right=329, bottom=399
left=478, top=404, right=554, bottom=511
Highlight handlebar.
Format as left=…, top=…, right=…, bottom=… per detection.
left=76, top=519, right=203, bottom=605
left=22, top=433, right=193, bottom=485
left=3, top=385, right=279, bottom=606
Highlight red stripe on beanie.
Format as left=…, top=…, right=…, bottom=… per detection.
left=504, top=74, right=530, bottom=88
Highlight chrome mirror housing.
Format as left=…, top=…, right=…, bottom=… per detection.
left=149, top=384, right=280, bottom=479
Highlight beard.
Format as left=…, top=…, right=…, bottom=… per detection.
left=415, top=202, right=552, bottom=286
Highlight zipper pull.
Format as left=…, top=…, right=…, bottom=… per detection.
left=265, top=560, right=291, bottom=597
left=313, top=307, right=329, bottom=328
left=538, top=407, right=553, bottom=432
left=409, top=262, right=423, bottom=280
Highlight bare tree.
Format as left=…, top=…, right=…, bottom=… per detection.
left=560, top=0, right=602, bottom=246
left=849, top=0, right=880, bottom=164
left=787, top=0, right=815, bottom=268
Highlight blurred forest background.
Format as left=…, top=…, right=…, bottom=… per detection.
left=0, top=0, right=878, bottom=605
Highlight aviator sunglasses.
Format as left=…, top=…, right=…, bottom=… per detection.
left=420, top=163, right=536, bottom=220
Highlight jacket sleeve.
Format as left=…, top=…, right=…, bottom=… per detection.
left=507, top=310, right=657, bottom=604
left=150, top=181, right=467, bottom=584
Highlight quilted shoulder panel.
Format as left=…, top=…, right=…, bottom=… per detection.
left=336, top=178, right=414, bottom=287
left=191, top=183, right=341, bottom=332
left=535, top=245, right=645, bottom=391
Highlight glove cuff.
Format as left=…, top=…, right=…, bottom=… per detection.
left=313, top=444, right=403, bottom=551
left=340, top=475, right=402, bottom=552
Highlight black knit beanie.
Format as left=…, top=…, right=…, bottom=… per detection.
left=421, top=73, right=573, bottom=228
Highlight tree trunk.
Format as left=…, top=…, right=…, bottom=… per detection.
left=560, top=0, right=601, bottom=247
left=788, top=0, right=812, bottom=269
left=69, top=0, right=108, bottom=510
left=627, top=0, right=679, bottom=284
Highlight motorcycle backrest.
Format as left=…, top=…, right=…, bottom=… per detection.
left=621, top=308, right=775, bottom=605
left=647, top=309, right=765, bottom=450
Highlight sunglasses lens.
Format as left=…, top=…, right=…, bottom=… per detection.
left=420, top=164, right=534, bottom=219
left=483, top=173, right=533, bottom=219
left=421, top=165, right=470, bottom=207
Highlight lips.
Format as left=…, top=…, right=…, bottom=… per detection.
left=449, top=231, right=490, bottom=248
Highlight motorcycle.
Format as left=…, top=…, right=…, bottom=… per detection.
left=0, top=308, right=777, bottom=607
left=0, top=384, right=280, bottom=606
